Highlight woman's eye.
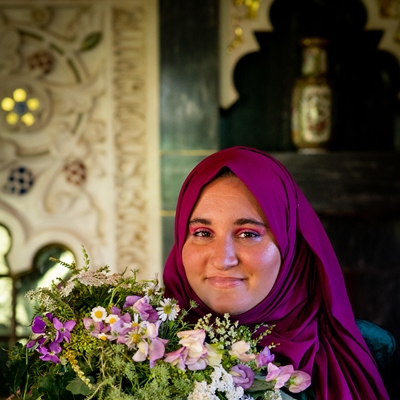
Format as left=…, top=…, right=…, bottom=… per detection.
left=237, top=231, right=259, bottom=239
left=193, top=229, right=211, bottom=238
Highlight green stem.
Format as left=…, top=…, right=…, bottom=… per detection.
left=108, top=285, right=121, bottom=307
left=23, top=347, right=29, bottom=399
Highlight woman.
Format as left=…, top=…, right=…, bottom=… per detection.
left=163, top=146, right=389, bottom=399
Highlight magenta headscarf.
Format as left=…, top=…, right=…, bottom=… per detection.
left=163, top=146, right=388, bottom=399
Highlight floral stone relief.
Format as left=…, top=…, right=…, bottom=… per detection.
left=0, top=3, right=115, bottom=274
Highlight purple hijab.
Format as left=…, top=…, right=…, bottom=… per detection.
left=163, top=146, right=388, bottom=399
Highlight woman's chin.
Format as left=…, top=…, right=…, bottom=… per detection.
left=206, top=300, right=250, bottom=316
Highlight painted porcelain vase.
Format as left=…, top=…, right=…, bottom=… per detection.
left=291, top=38, right=332, bottom=152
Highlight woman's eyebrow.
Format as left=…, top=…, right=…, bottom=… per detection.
left=235, top=218, right=266, bottom=227
left=188, top=218, right=211, bottom=225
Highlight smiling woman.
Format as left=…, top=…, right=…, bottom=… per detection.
left=182, top=174, right=281, bottom=315
left=163, top=146, right=390, bottom=400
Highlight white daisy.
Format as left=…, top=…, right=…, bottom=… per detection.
left=97, top=332, right=108, bottom=341
left=156, top=298, right=180, bottom=321
left=105, top=314, right=119, bottom=325
left=145, top=276, right=160, bottom=296
left=91, top=306, right=107, bottom=322
left=125, top=329, right=142, bottom=349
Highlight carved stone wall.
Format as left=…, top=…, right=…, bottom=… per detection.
left=0, top=0, right=161, bottom=277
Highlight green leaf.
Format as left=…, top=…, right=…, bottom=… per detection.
left=80, top=32, right=102, bottom=51
left=247, top=374, right=275, bottom=392
left=29, top=388, right=44, bottom=400
left=66, top=377, right=93, bottom=395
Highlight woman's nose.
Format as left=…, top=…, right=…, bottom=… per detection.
left=209, top=237, right=238, bottom=270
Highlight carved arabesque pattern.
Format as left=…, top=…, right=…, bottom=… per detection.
left=0, top=1, right=160, bottom=276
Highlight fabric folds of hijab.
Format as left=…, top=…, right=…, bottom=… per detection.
left=163, top=146, right=389, bottom=399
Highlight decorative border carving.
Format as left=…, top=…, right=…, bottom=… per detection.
left=112, top=2, right=152, bottom=275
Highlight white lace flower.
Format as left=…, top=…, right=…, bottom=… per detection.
left=188, top=381, right=216, bottom=400
left=264, top=390, right=284, bottom=400
left=60, top=280, right=75, bottom=297
left=188, top=365, right=253, bottom=400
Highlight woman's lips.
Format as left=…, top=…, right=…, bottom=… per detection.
left=206, top=277, right=245, bottom=288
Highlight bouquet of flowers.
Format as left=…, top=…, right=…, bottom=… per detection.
left=5, top=248, right=311, bottom=400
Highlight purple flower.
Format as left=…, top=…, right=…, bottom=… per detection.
left=110, top=305, right=122, bottom=315
left=255, top=346, right=275, bottom=368
left=230, top=364, right=255, bottom=389
left=45, top=313, right=53, bottom=322
left=27, top=315, right=53, bottom=349
left=135, top=299, right=159, bottom=322
left=26, top=336, right=45, bottom=349
left=123, top=295, right=142, bottom=309
left=53, top=317, right=76, bottom=343
left=31, top=316, right=47, bottom=334
left=38, top=341, right=62, bottom=363
left=123, top=296, right=159, bottom=322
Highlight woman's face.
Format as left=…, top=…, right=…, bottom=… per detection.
left=182, top=175, right=281, bottom=315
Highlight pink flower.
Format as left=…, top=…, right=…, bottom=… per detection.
left=288, top=370, right=312, bottom=393
left=230, top=364, right=255, bottom=389
left=177, top=329, right=207, bottom=359
left=132, top=336, right=167, bottom=367
left=148, top=337, right=169, bottom=367
left=106, top=318, right=126, bottom=341
left=185, top=354, right=208, bottom=370
left=265, top=363, right=294, bottom=389
left=164, top=329, right=210, bottom=371
left=83, top=317, right=103, bottom=332
left=141, top=321, right=159, bottom=340
left=255, top=346, right=275, bottom=368
left=164, top=347, right=188, bottom=370
left=229, top=340, right=256, bottom=362
left=132, top=321, right=168, bottom=367
left=133, top=340, right=149, bottom=362
left=84, top=317, right=105, bottom=333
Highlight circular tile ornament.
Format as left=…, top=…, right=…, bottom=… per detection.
left=63, top=160, right=86, bottom=186
left=1, top=87, right=42, bottom=128
left=27, top=50, right=54, bottom=75
left=3, top=166, right=35, bottom=195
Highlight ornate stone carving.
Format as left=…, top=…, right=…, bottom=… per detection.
left=112, top=4, right=149, bottom=273
left=0, top=1, right=160, bottom=276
